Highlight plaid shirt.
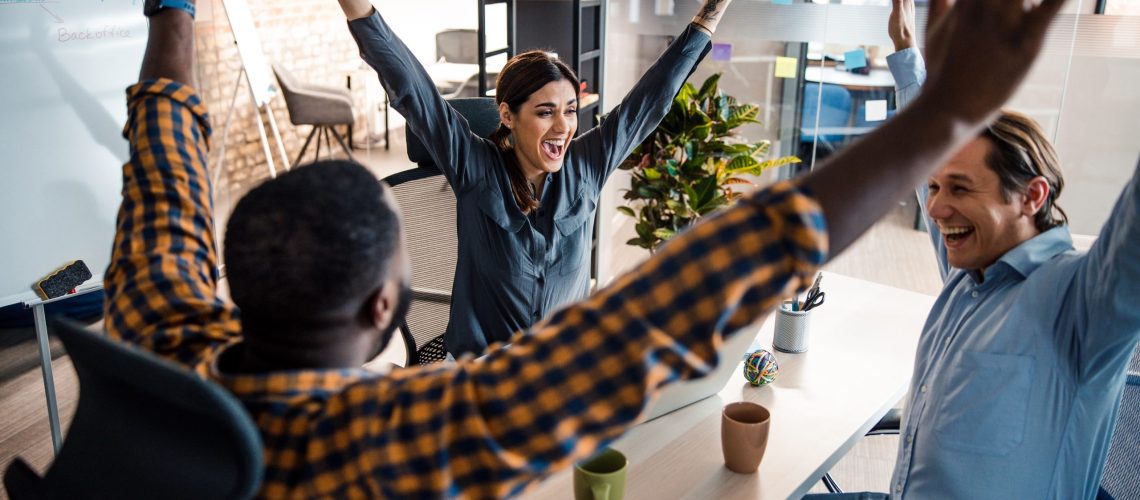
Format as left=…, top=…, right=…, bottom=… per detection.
left=105, top=80, right=828, bottom=498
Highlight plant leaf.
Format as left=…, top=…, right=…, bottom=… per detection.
left=753, top=155, right=802, bottom=173
left=644, top=168, right=662, bottom=180
left=617, top=206, right=636, bottom=217
left=697, top=73, right=721, bottom=101
left=726, top=155, right=759, bottom=172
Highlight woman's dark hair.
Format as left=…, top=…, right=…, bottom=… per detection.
left=487, top=50, right=578, bottom=214
left=982, top=110, right=1068, bottom=232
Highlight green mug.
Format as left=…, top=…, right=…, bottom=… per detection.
left=573, top=448, right=627, bottom=500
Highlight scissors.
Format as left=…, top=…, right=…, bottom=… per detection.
left=801, top=289, right=825, bottom=312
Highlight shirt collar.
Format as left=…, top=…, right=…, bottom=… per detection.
left=208, top=342, right=375, bottom=400
left=988, top=226, right=1073, bottom=280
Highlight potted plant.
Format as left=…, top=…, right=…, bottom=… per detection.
left=618, top=74, right=800, bottom=251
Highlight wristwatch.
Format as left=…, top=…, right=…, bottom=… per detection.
left=144, top=0, right=196, bottom=19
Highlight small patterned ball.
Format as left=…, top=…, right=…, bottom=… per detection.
left=743, top=349, right=779, bottom=386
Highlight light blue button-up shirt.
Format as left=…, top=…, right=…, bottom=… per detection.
left=887, top=48, right=1140, bottom=499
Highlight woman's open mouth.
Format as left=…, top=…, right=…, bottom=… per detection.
left=541, top=139, right=565, bottom=161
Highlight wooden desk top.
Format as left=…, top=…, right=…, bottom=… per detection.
left=520, top=272, right=934, bottom=499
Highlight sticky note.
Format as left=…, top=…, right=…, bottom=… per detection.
left=844, top=49, right=867, bottom=71
left=775, top=57, right=797, bottom=79
left=773, top=0, right=792, bottom=4
left=712, top=43, right=732, bottom=61
left=866, top=100, right=888, bottom=122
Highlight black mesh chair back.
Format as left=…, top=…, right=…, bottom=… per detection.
left=391, top=98, right=498, bottom=365
left=1098, top=343, right=1140, bottom=500
left=3, top=320, right=263, bottom=500
left=383, top=166, right=457, bottom=365
left=406, top=98, right=500, bottom=166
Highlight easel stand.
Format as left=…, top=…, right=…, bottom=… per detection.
left=213, top=67, right=290, bottom=190
left=23, top=284, right=102, bottom=456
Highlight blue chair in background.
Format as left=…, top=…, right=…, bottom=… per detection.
left=800, top=83, right=853, bottom=162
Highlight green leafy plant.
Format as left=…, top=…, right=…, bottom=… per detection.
left=618, top=74, right=800, bottom=251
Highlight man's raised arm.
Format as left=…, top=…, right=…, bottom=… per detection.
left=105, top=1, right=238, bottom=367
left=801, top=0, right=1063, bottom=258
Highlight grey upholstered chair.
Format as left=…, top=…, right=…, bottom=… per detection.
left=272, top=63, right=356, bottom=167
left=3, top=320, right=263, bottom=499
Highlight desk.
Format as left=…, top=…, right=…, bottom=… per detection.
left=521, top=272, right=934, bottom=499
left=805, top=66, right=895, bottom=92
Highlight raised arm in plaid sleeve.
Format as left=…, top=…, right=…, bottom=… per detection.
left=103, top=80, right=238, bottom=370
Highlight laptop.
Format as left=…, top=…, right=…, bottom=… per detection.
left=640, top=318, right=766, bottom=422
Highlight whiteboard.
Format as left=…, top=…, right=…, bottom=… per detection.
left=0, top=0, right=147, bottom=307
left=222, top=0, right=275, bottom=106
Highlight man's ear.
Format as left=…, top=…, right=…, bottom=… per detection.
left=1022, top=176, right=1050, bottom=218
left=498, top=102, right=513, bottom=131
left=370, top=285, right=396, bottom=332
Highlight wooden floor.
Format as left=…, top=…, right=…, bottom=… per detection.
left=0, top=137, right=943, bottom=498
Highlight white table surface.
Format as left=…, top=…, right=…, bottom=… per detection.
left=805, top=66, right=895, bottom=90
left=520, top=272, right=935, bottom=500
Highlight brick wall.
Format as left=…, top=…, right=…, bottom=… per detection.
left=194, top=0, right=367, bottom=203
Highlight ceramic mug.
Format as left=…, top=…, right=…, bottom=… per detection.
left=721, top=401, right=771, bottom=473
left=573, top=448, right=627, bottom=500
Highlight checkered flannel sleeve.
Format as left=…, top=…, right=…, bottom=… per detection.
left=300, top=182, right=828, bottom=498
left=103, top=79, right=238, bottom=369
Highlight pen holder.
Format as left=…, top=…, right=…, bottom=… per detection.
left=773, top=301, right=811, bottom=353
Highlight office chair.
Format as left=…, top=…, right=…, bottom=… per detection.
left=3, top=320, right=263, bottom=500
left=799, top=82, right=853, bottom=164
left=820, top=342, right=1140, bottom=497
left=388, top=98, right=499, bottom=365
left=436, top=29, right=479, bottom=64
left=382, top=165, right=456, bottom=366
left=1098, top=343, right=1140, bottom=500
left=273, top=63, right=356, bottom=167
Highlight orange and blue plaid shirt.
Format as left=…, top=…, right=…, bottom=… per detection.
left=105, top=79, right=828, bottom=498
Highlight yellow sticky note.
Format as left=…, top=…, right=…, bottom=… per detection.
left=775, top=57, right=797, bottom=79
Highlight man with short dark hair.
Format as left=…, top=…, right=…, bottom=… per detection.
left=107, top=0, right=1065, bottom=495
left=876, top=0, right=1140, bottom=496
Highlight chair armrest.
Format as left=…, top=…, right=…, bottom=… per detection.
left=304, top=83, right=353, bottom=101
left=412, top=288, right=451, bottom=303
left=868, top=407, right=902, bottom=436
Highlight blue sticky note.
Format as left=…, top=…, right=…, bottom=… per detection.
left=773, top=0, right=792, bottom=4
left=844, top=49, right=867, bottom=71
left=712, top=43, right=732, bottom=61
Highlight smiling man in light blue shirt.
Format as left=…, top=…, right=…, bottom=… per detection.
left=878, top=0, right=1140, bottom=497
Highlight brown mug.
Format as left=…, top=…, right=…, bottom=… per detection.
left=721, top=401, right=771, bottom=473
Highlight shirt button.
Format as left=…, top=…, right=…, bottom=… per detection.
left=971, top=291, right=979, bottom=298
left=896, top=484, right=903, bottom=493
left=906, top=434, right=913, bottom=444
left=920, top=384, right=928, bottom=393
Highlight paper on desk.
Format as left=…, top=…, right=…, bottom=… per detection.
left=775, top=57, right=798, bottom=79
left=866, top=100, right=888, bottom=122
left=844, top=49, right=867, bottom=71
